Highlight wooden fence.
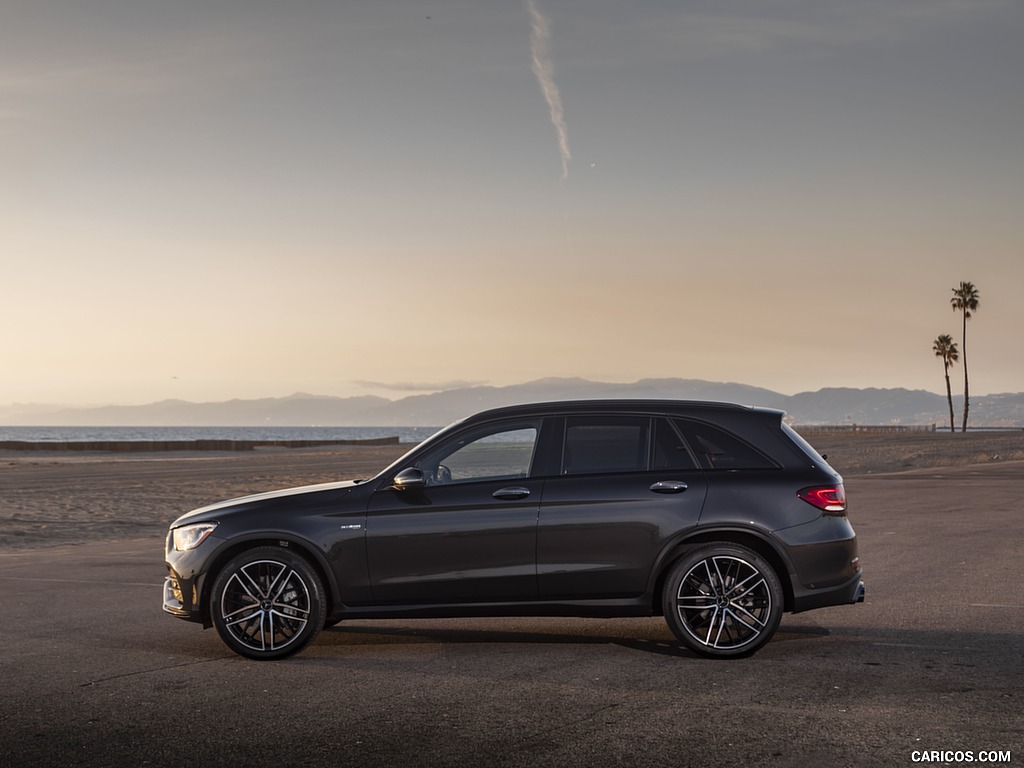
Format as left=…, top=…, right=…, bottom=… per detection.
left=793, top=424, right=938, bottom=435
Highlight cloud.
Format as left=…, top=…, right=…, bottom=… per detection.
left=353, top=380, right=488, bottom=393
left=526, top=0, right=571, bottom=180
left=585, top=0, right=1018, bottom=63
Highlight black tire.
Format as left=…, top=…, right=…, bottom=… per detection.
left=210, top=546, right=326, bottom=660
left=662, top=543, right=783, bottom=658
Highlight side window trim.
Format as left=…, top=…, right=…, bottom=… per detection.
left=531, top=416, right=564, bottom=478
left=654, top=416, right=700, bottom=471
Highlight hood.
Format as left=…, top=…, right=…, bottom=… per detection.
left=169, top=479, right=362, bottom=528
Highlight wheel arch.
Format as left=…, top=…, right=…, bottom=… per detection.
left=198, top=533, right=338, bottom=627
left=651, top=527, right=796, bottom=615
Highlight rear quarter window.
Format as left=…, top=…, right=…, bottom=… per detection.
left=674, top=419, right=778, bottom=470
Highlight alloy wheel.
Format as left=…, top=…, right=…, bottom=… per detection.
left=674, top=554, right=774, bottom=651
left=218, top=558, right=313, bottom=654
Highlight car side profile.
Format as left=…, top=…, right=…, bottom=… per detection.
left=163, top=400, right=864, bottom=660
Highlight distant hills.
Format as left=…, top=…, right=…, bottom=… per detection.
left=3, top=378, right=1024, bottom=428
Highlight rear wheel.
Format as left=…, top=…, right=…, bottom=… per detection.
left=210, top=547, right=326, bottom=660
left=662, top=543, right=783, bottom=658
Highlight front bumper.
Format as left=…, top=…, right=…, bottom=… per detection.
left=162, top=569, right=206, bottom=624
left=162, top=524, right=223, bottom=624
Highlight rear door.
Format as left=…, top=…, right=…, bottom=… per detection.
left=537, top=415, right=707, bottom=599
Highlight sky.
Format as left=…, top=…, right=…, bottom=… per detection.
left=2, top=0, right=1022, bottom=407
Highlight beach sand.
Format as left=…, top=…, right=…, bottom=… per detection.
left=2, top=431, right=1022, bottom=552
left=0, top=444, right=406, bottom=552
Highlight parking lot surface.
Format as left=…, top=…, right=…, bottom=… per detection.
left=2, top=463, right=1022, bottom=767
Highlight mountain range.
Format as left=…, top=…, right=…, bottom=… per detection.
left=3, top=378, right=1024, bottom=428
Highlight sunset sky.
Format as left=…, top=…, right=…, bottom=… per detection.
left=3, top=0, right=1022, bottom=407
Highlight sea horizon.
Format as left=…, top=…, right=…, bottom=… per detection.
left=0, top=425, right=441, bottom=444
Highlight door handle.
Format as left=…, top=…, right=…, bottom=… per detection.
left=650, top=480, right=688, bottom=494
left=492, top=486, right=531, bottom=500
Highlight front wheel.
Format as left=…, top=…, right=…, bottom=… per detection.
left=210, top=547, right=326, bottom=660
left=662, top=543, right=783, bottom=658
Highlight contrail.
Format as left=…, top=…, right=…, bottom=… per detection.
left=526, top=0, right=571, bottom=180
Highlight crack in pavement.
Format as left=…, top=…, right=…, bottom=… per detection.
left=79, top=656, right=233, bottom=687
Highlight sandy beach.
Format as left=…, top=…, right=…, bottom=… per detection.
left=0, top=443, right=406, bottom=551
left=2, top=431, right=1022, bottom=552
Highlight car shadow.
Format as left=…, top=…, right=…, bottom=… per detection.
left=318, top=620, right=835, bottom=659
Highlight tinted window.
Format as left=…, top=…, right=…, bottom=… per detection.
left=563, top=416, right=649, bottom=475
left=418, top=421, right=540, bottom=485
left=674, top=419, right=776, bottom=470
left=782, top=422, right=829, bottom=466
left=653, top=417, right=698, bottom=470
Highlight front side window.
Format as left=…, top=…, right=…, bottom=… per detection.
left=417, top=421, right=540, bottom=485
left=562, top=416, right=650, bottom=475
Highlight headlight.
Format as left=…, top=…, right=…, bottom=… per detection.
left=172, top=522, right=218, bottom=551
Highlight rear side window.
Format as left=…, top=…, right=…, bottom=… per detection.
left=562, top=416, right=650, bottom=475
left=674, top=419, right=777, bottom=470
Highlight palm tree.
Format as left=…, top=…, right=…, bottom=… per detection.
left=950, top=281, right=980, bottom=432
left=932, top=334, right=959, bottom=433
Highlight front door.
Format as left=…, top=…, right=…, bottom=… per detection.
left=366, top=420, right=543, bottom=604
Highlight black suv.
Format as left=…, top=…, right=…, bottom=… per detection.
left=163, top=400, right=863, bottom=660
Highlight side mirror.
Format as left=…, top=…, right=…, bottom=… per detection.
left=392, top=467, right=426, bottom=491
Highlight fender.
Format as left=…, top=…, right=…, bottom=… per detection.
left=198, top=529, right=350, bottom=619
left=646, top=523, right=797, bottom=596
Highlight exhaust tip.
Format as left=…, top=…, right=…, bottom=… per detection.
left=853, top=581, right=865, bottom=603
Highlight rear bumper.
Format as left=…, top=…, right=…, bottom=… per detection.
left=791, top=570, right=865, bottom=613
left=853, top=580, right=866, bottom=603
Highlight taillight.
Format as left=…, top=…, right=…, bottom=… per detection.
left=798, top=485, right=847, bottom=515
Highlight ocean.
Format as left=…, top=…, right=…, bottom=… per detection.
left=0, top=425, right=440, bottom=445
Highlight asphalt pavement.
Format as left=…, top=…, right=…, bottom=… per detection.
left=1, top=463, right=1022, bottom=767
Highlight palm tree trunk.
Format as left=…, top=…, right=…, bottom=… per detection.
left=961, top=311, right=970, bottom=432
left=944, top=367, right=955, bottom=433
